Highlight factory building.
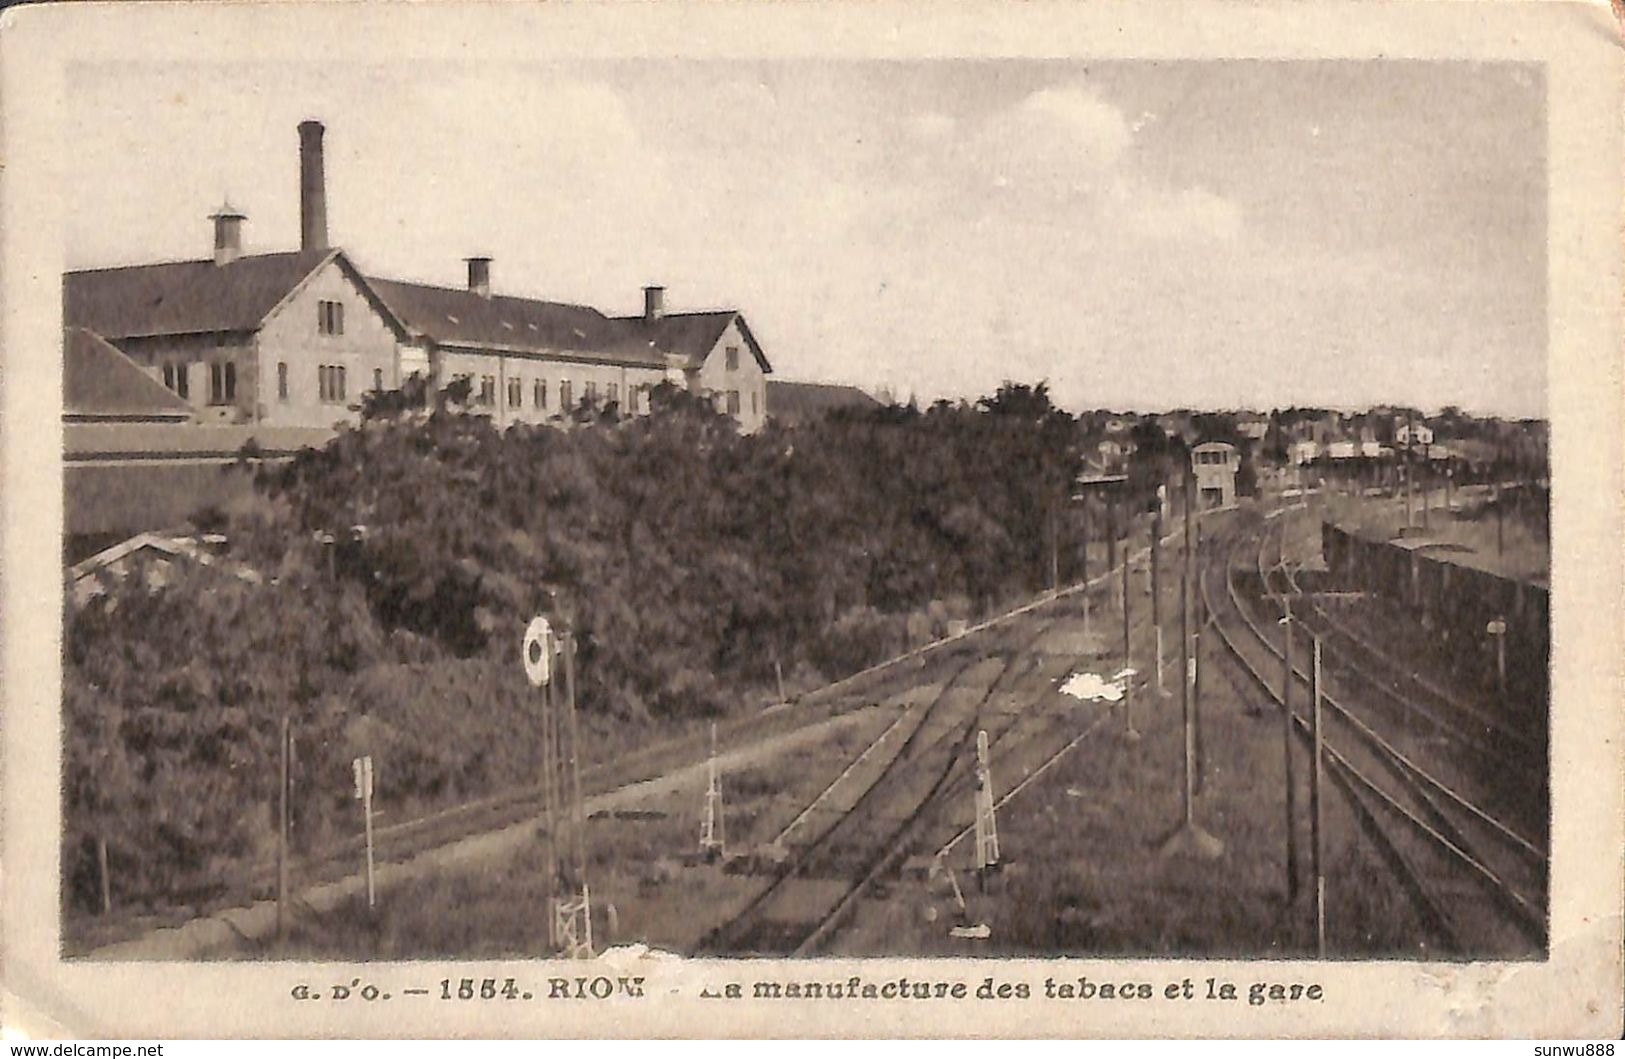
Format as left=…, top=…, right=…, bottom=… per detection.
left=63, top=120, right=772, bottom=435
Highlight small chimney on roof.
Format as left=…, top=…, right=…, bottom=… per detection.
left=210, top=201, right=247, bottom=266
left=298, top=120, right=328, bottom=253
left=466, top=257, right=492, bottom=299
left=643, top=285, right=665, bottom=323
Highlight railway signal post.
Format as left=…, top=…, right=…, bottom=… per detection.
left=523, top=616, right=594, bottom=959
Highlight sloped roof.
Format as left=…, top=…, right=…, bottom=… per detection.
left=373, top=277, right=772, bottom=373
left=369, top=278, right=643, bottom=362
left=618, top=310, right=771, bottom=373
left=64, top=250, right=337, bottom=338
left=63, top=328, right=193, bottom=420
left=766, top=379, right=879, bottom=422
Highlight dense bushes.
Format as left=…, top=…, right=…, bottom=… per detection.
left=63, top=381, right=1143, bottom=913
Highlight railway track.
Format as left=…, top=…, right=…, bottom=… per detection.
left=695, top=557, right=1176, bottom=957
left=1267, top=520, right=1549, bottom=854
left=1273, top=524, right=1544, bottom=763
left=1199, top=505, right=1547, bottom=958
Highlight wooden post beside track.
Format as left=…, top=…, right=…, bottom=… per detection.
left=1152, top=486, right=1165, bottom=696
left=97, top=836, right=112, bottom=916
left=276, top=714, right=290, bottom=948
left=1157, top=467, right=1222, bottom=860
left=1311, top=636, right=1326, bottom=958
left=1080, top=494, right=1091, bottom=637
left=1123, top=517, right=1138, bottom=742
left=1282, top=599, right=1298, bottom=904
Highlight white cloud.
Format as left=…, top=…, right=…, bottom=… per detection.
left=969, top=85, right=1132, bottom=198
left=1127, top=185, right=1244, bottom=243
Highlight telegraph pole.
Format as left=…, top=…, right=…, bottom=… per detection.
left=1282, top=599, right=1298, bottom=903
left=1122, top=503, right=1138, bottom=741
left=1151, top=484, right=1165, bottom=695
left=1159, top=463, right=1223, bottom=859
left=1311, top=637, right=1327, bottom=956
left=1080, top=493, right=1091, bottom=636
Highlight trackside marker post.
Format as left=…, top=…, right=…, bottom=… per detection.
left=353, top=755, right=376, bottom=909
left=1488, top=618, right=1508, bottom=696
left=700, top=721, right=726, bottom=859
left=973, top=729, right=999, bottom=882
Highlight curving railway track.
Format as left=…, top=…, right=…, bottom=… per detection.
left=1199, top=504, right=1548, bottom=958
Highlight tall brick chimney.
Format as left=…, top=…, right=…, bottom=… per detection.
left=643, top=285, right=665, bottom=322
left=298, top=120, right=328, bottom=253
left=210, top=201, right=246, bottom=266
left=466, top=257, right=492, bottom=299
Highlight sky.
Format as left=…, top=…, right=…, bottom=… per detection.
left=64, top=59, right=1547, bottom=417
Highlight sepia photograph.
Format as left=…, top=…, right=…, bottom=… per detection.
left=4, top=0, right=1621, bottom=1041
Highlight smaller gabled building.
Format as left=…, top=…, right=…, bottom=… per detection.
left=1191, top=441, right=1238, bottom=509
left=765, top=379, right=880, bottom=427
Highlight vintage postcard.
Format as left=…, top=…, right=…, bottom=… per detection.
left=2, top=0, right=1621, bottom=1040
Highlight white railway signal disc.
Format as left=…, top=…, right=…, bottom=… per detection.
left=523, top=616, right=553, bottom=686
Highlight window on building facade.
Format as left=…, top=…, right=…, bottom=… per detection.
left=318, top=300, right=345, bottom=336
left=508, top=377, right=523, bottom=408
left=725, top=345, right=739, bottom=371
left=317, top=364, right=348, bottom=404
left=583, top=381, right=597, bottom=403
left=751, top=390, right=758, bottom=415
left=163, top=362, right=177, bottom=393
left=560, top=379, right=572, bottom=409
left=535, top=379, right=547, bottom=409
left=278, top=362, right=289, bottom=400
left=479, top=375, right=496, bottom=406
left=627, top=386, right=639, bottom=414
left=726, top=389, right=740, bottom=415
left=209, top=362, right=237, bottom=405
left=606, top=382, right=618, bottom=406
left=374, top=368, right=384, bottom=392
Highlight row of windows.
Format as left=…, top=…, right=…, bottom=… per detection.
left=451, top=373, right=647, bottom=415
left=274, top=362, right=386, bottom=402
left=159, top=360, right=235, bottom=405
left=317, top=364, right=348, bottom=404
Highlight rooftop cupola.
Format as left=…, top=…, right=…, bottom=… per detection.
left=210, top=201, right=247, bottom=266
